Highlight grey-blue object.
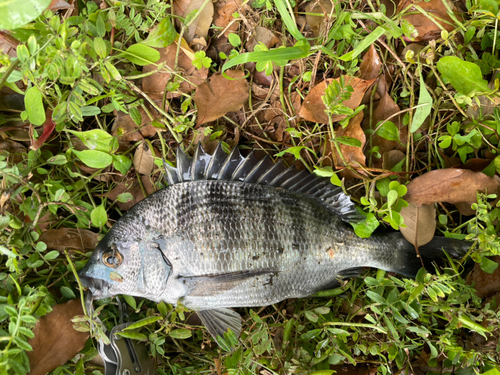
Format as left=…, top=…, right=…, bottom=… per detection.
left=79, top=142, right=469, bottom=343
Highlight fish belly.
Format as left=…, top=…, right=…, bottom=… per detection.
left=154, top=180, right=369, bottom=310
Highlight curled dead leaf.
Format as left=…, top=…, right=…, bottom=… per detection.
left=306, top=0, right=333, bottom=37
left=194, top=70, right=249, bottom=126
left=332, top=111, right=366, bottom=169
left=214, top=0, right=243, bottom=38
left=174, top=0, right=214, bottom=44
left=400, top=202, right=436, bottom=247
left=358, top=45, right=382, bottom=81
left=299, top=76, right=375, bottom=124
left=405, top=169, right=500, bottom=206
left=27, top=300, right=89, bottom=375
left=133, top=143, right=159, bottom=175
left=39, top=228, right=98, bottom=252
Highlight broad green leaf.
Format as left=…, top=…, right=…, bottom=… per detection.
left=94, top=37, right=108, bottom=59
left=25, top=87, right=46, bottom=126
left=60, top=286, right=76, bottom=299
left=122, top=44, right=161, bottom=66
left=169, top=329, right=192, bottom=339
left=222, top=40, right=311, bottom=73
left=81, top=106, right=102, bottom=117
left=91, top=205, right=107, bottom=227
left=351, top=212, right=379, bottom=238
left=47, top=155, right=67, bottom=165
left=123, top=316, right=162, bottom=331
left=67, top=130, right=113, bottom=152
left=0, top=0, right=52, bottom=30
left=142, top=18, right=177, bottom=48
left=458, top=313, right=490, bottom=339
left=335, top=136, right=362, bottom=147
left=411, top=72, right=433, bottom=133
left=339, top=27, right=386, bottom=61
left=72, top=149, right=113, bottom=168
left=122, top=295, right=137, bottom=310
left=113, top=154, right=132, bottom=175
left=115, top=331, right=148, bottom=340
left=116, top=192, right=133, bottom=203
left=376, top=121, right=400, bottom=141
left=437, top=56, right=490, bottom=95
left=480, top=256, right=499, bottom=274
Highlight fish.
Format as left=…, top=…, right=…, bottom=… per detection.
left=79, top=142, right=469, bottom=342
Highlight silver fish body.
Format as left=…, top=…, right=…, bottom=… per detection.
left=79, top=143, right=468, bottom=341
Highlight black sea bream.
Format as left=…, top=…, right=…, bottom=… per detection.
left=79, top=143, right=468, bottom=341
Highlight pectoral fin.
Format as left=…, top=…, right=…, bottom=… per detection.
left=178, top=269, right=276, bottom=297
left=197, top=308, right=242, bottom=343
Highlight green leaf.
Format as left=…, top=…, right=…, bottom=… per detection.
left=113, top=155, right=132, bottom=175
left=228, top=33, right=241, bottom=47
left=94, top=37, right=108, bottom=59
left=376, top=121, right=400, bottom=141
left=115, top=331, right=148, bottom=340
left=122, top=295, right=137, bottom=310
left=275, top=145, right=314, bottom=160
left=222, top=40, right=310, bottom=73
left=47, top=154, right=67, bottom=165
left=0, top=245, right=17, bottom=258
left=169, top=328, right=192, bottom=339
left=105, top=61, right=122, bottom=80
left=437, top=56, right=490, bottom=95
left=91, top=205, right=107, bottom=227
left=411, top=72, right=433, bottom=133
left=116, top=192, right=133, bottom=203
left=73, top=149, right=113, bottom=168
left=68, top=130, right=113, bottom=152
left=335, top=136, right=362, bottom=147
left=351, top=212, right=379, bottom=238
left=129, top=107, right=142, bottom=126
left=480, top=256, right=499, bottom=274
left=458, top=313, right=490, bottom=339
left=274, top=0, right=304, bottom=41
left=123, top=316, right=162, bottom=330
left=25, top=87, right=46, bottom=126
left=142, top=18, right=177, bottom=48
left=45, top=250, right=59, bottom=260
left=0, top=0, right=52, bottom=30
left=339, top=27, right=386, bottom=61
left=122, top=44, right=161, bottom=66
left=60, top=286, right=76, bottom=299
left=81, top=106, right=102, bottom=117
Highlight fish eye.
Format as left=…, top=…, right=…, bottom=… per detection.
left=102, top=247, right=123, bottom=268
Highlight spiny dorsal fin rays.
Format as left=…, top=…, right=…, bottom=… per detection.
left=162, top=142, right=362, bottom=223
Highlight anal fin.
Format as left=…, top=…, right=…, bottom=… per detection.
left=197, top=308, right=242, bottom=343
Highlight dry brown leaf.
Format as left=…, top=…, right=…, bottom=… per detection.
left=142, top=44, right=208, bottom=100
left=39, top=228, right=98, bottom=252
left=466, top=256, right=500, bottom=298
left=398, top=0, right=461, bottom=42
left=246, top=26, right=280, bottom=51
left=299, top=76, right=375, bottom=124
left=108, top=177, right=156, bottom=211
left=133, top=143, right=158, bottom=175
left=0, top=31, right=19, bottom=59
left=194, top=70, right=249, bottom=126
left=27, top=300, right=89, bottom=375
left=405, top=169, right=500, bottom=206
left=333, top=111, right=366, bottom=168
left=306, top=0, right=333, bottom=37
left=214, top=0, right=243, bottom=37
left=358, top=44, right=382, bottom=81
left=174, top=0, right=214, bottom=44
left=382, top=150, right=406, bottom=170
left=400, top=202, right=436, bottom=247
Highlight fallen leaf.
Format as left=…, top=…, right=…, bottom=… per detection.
left=400, top=202, right=436, bottom=247
left=39, top=228, right=98, bottom=252
left=382, top=150, right=406, bottom=171
left=246, top=26, right=280, bottom=51
left=466, top=256, right=500, bottom=298
left=194, top=70, right=249, bottom=126
left=398, top=0, right=461, bottom=42
left=358, top=45, right=382, bottom=81
left=214, top=0, right=243, bottom=37
left=111, top=103, right=163, bottom=142
left=107, top=176, right=156, bottom=211
left=133, top=142, right=158, bottom=175
left=332, top=111, right=366, bottom=168
left=405, top=169, right=500, bottom=206
left=27, top=300, right=89, bottom=375
left=299, top=76, right=375, bottom=124
left=174, top=0, right=214, bottom=44
left=306, top=0, right=333, bottom=37
left=48, top=0, right=72, bottom=11
left=142, top=44, right=208, bottom=99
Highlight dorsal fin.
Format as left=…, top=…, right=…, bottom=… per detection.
left=163, top=142, right=361, bottom=223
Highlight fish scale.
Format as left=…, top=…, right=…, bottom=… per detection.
left=79, top=142, right=470, bottom=343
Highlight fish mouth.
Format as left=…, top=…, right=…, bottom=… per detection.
left=78, top=270, right=112, bottom=299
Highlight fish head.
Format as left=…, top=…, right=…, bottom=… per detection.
left=79, top=235, right=171, bottom=301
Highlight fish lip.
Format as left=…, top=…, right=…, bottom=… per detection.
left=78, top=270, right=111, bottom=298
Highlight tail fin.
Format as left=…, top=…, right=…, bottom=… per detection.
left=390, top=234, right=470, bottom=278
